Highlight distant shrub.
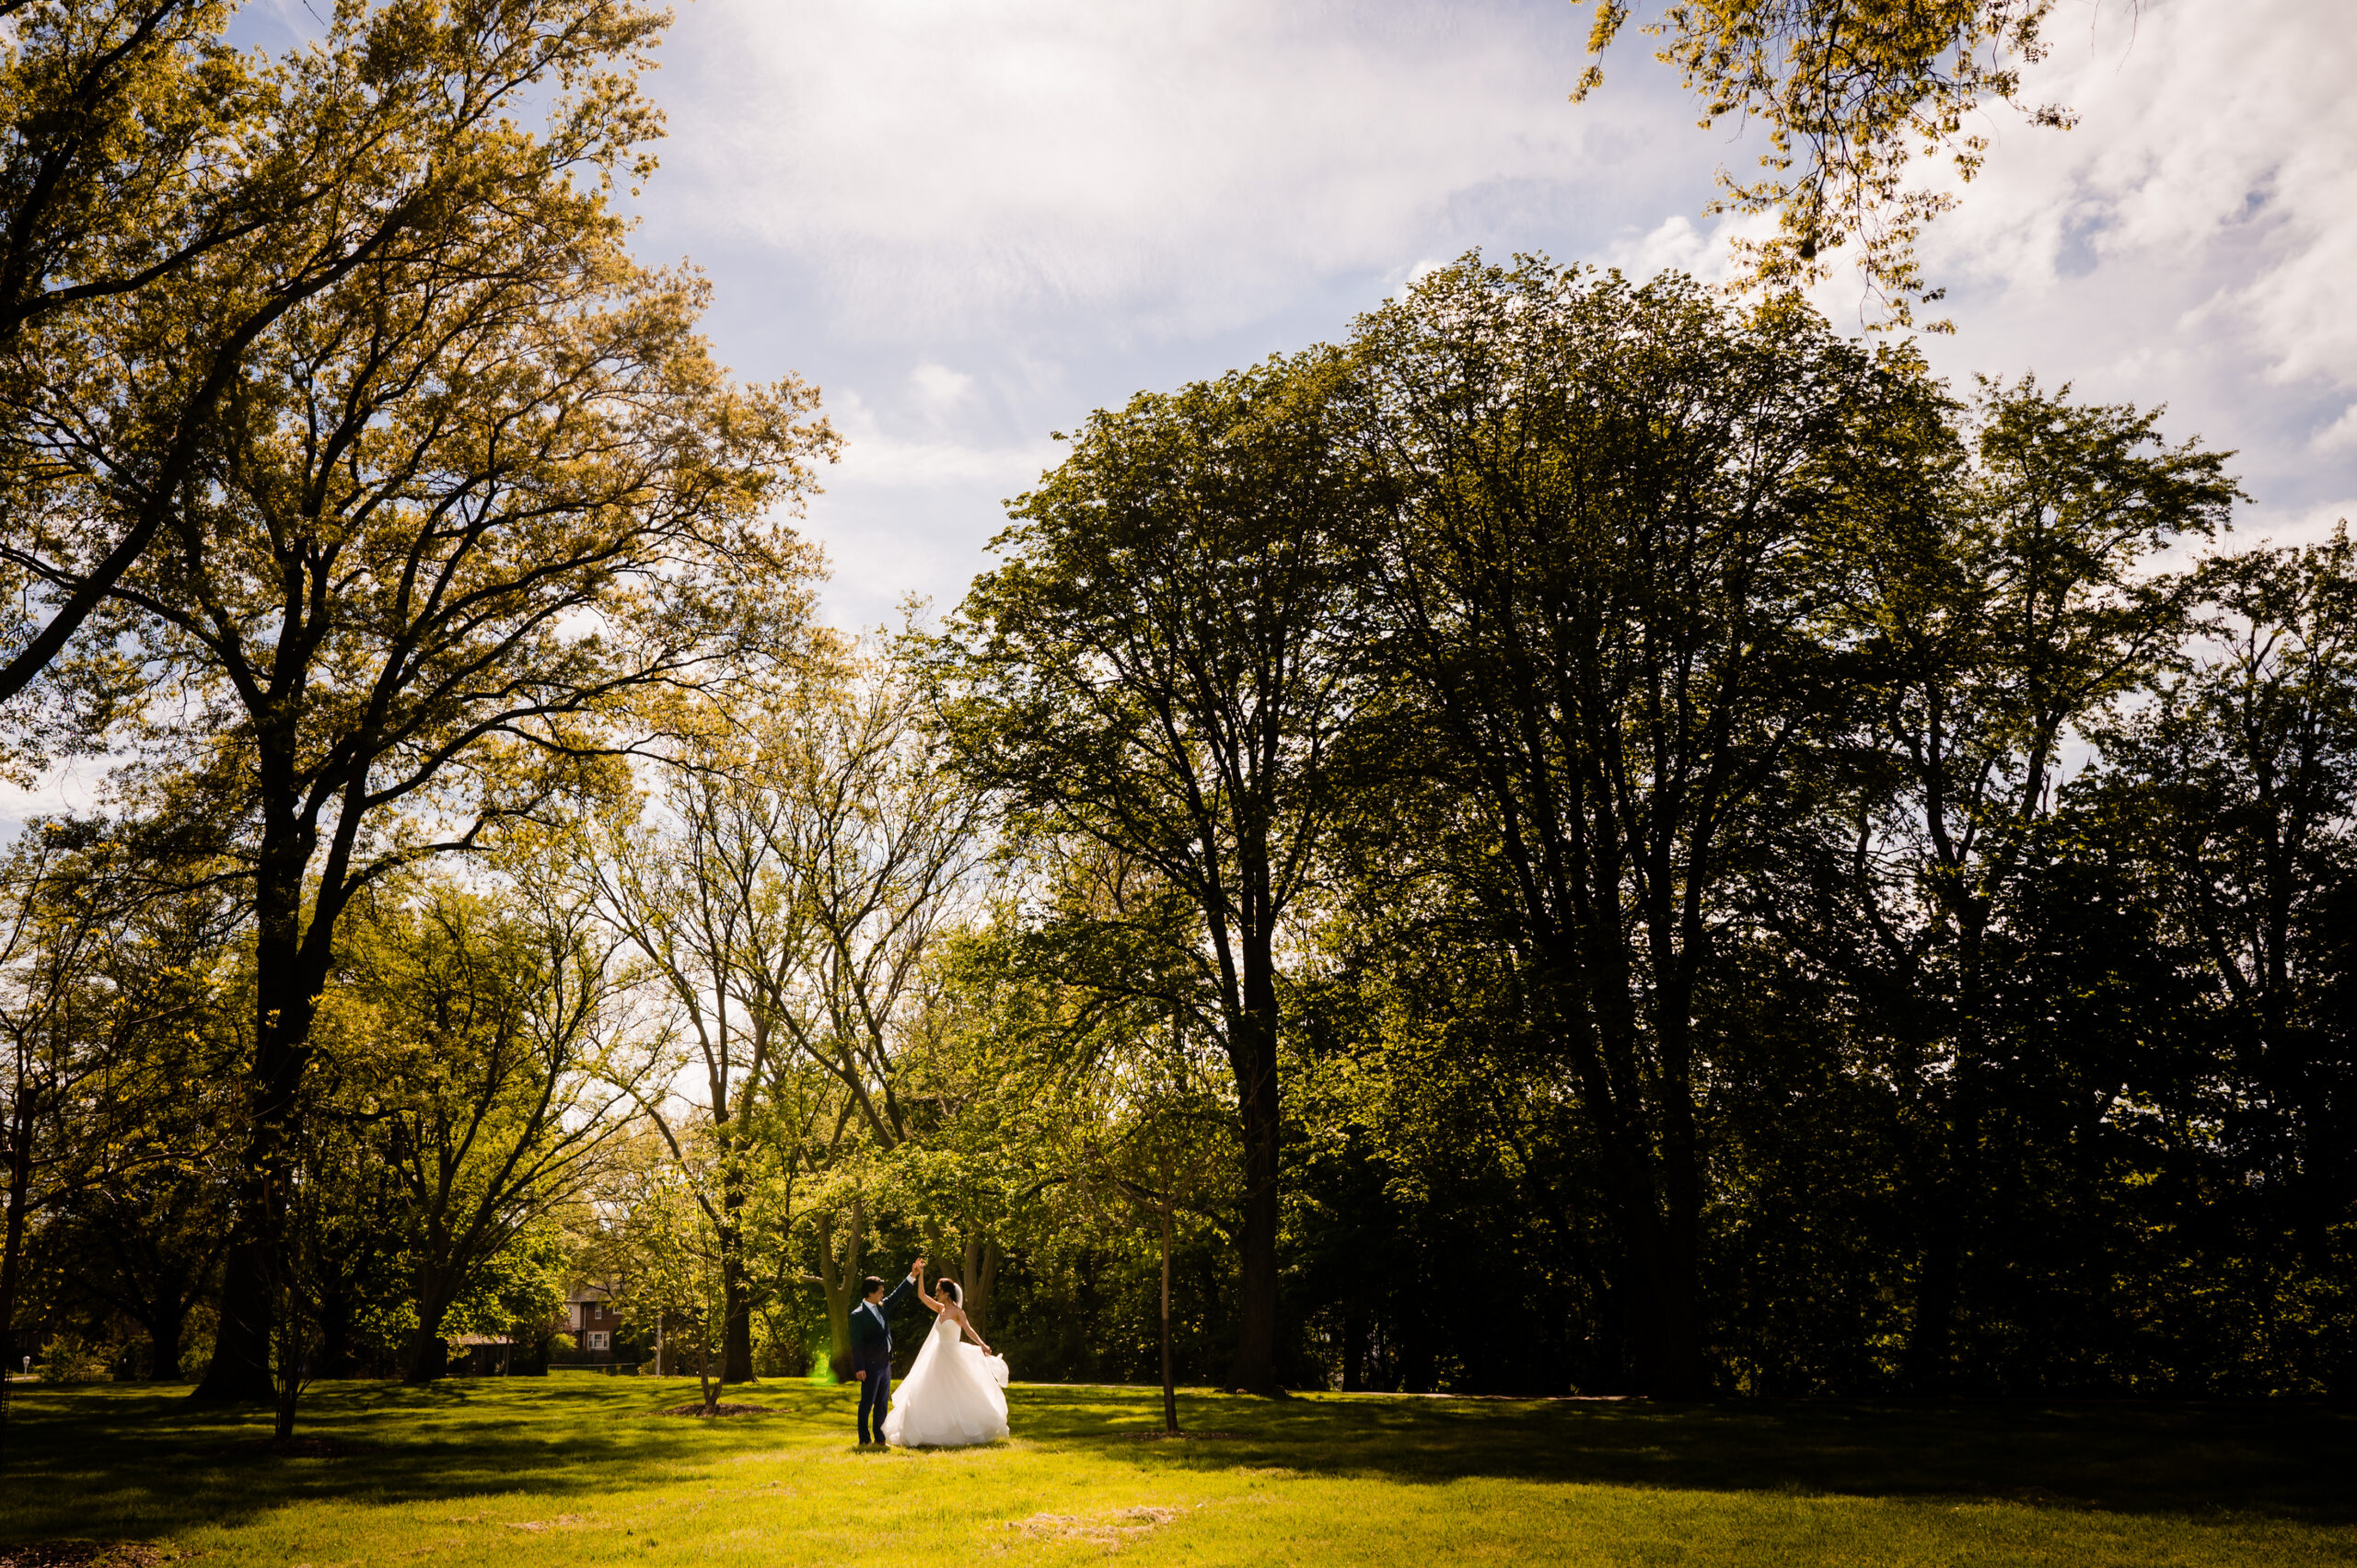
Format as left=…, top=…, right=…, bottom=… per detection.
left=179, top=1341, right=213, bottom=1386
left=41, top=1335, right=112, bottom=1384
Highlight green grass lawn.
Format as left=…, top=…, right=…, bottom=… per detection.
left=0, top=1376, right=2349, bottom=1566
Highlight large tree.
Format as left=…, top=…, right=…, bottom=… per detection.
left=40, top=863, right=245, bottom=1384
left=1343, top=257, right=1905, bottom=1398
left=938, top=355, right=1366, bottom=1393
left=588, top=649, right=979, bottom=1381
left=2091, top=528, right=2357, bottom=1274
left=0, top=0, right=674, bottom=714
left=756, top=654, right=984, bottom=1365
left=1822, top=375, right=2236, bottom=1388
left=53, top=1, right=834, bottom=1397
left=588, top=703, right=822, bottom=1388
left=0, top=827, right=157, bottom=1404
left=332, top=881, right=640, bottom=1384
left=591, top=747, right=799, bottom=1387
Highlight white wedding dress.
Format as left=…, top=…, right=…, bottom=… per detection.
left=882, top=1310, right=1011, bottom=1447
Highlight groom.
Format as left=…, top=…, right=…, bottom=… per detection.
left=850, top=1255, right=923, bottom=1446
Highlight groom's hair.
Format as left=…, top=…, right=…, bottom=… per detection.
left=860, top=1276, right=886, bottom=1299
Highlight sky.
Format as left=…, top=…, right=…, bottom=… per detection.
left=6, top=0, right=2353, bottom=828
left=596, top=0, right=2357, bottom=632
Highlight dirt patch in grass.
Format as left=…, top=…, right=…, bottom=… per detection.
left=504, top=1516, right=598, bottom=1533
left=0, top=1544, right=177, bottom=1567
left=655, top=1403, right=772, bottom=1418
left=1008, top=1505, right=1182, bottom=1551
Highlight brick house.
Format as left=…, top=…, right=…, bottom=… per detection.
left=564, top=1284, right=627, bottom=1362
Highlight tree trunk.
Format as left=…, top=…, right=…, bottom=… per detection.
left=404, top=1330, right=451, bottom=1384
left=1548, top=961, right=1679, bottom=1398
left=1906, top=913, right=1986, bottom=1393
left=0, top=1097, right=31, bottom=1462
left=1605, top=1166, right=1673, bottom=1395
left=1647, top=1220, right=1705, bottom=1400
left=1226, top=937, right=1283, bottom=1396
left=193, top=819, right=333, bottom=1404
left=712, top=1111, right=753, bottom=1384
left=962, top=1235, right=998, bottom=1342
left=193, top=1232, right=278, bottom=1402
left=1646, top=979, right=1709, bottom=1401
left=403, top=1268, right=457, bottom=1384
left=272, top=1298, right=303, bottom=1442
left=0, top=1098, right=30, bottom=1382
left=1160, top=1206, right=1179, bottom=1434
left=720, top=1210, right=753, bottom=1384
left=1400, top=1312, right=1436, bottom=1393
left=816, top=1201, right=863, bottom=1379
left=1905, top=1203, right=1959, bottom=1392
left=1903, top=1093, right=1969, bottom=1393
left=148, top=1302, right=187, bottom=1383
left=315, top=1279, right=353, bottom=1378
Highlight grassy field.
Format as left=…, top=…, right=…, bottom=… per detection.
left=0, top=1376, right=2348, bottom=1567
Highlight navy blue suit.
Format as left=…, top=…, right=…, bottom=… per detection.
left=851, top=1276, right=916, bottom=1444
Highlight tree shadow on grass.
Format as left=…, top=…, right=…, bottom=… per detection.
left=1018, top=1386, right=2357, bottom=1526
left=0, top=1379, right=850, bottom=1544
left=5, top=1380, right=2350, bottom=1548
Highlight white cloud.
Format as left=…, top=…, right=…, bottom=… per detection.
left=908, top=361, right=977, bottom=415
left=1602, top=214, right=1725, bottom=283
left=0, top=761, right=110, bottom=842
left=1616, top=0, right=2357, bottom=541
left=662, top=0, right=1667, bottom=339
left=793, top=384, right=1061, bottom=629
left=835, top=435, right=1057, bottom=490
left=17, top=0, right=2354, bottom=826
left=820, top=388, right=1058, bottom=490
left=1916, top=0, right=2357, bottom=390
left=2220, top=496, right=2356, bottom=554
left=2312, top=404, right=2357, bottom=455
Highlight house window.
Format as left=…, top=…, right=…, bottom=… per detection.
left=587, top=1331, right=610, bottom=1352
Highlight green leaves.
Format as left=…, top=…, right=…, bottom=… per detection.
left=945, top=353, right=1365, bottom=924
left=1573, top=0, right=2076, bottom=328
left=0, top=0, right=734, bottom=718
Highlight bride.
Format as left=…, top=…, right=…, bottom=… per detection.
left=882, top=1270, right=1011, bottom=1447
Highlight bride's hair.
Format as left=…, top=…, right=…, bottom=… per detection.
left=936, top=1279, right=962, bottom=1306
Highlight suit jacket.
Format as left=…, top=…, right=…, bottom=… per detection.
left=849, top=1276, right=916, bottom=1372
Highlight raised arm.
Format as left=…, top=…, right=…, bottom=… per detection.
left=881, top=1257, right=928, bottom=1314
left=913, top=1269, right=942, bottom=1313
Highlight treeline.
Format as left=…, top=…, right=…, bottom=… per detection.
left=936, top=261, right=2352, bottom=1400
left=3, top=6, right=2351, bottom=1429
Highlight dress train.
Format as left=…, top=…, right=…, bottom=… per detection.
left=882, top=1312, right=1009, bottom=1447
